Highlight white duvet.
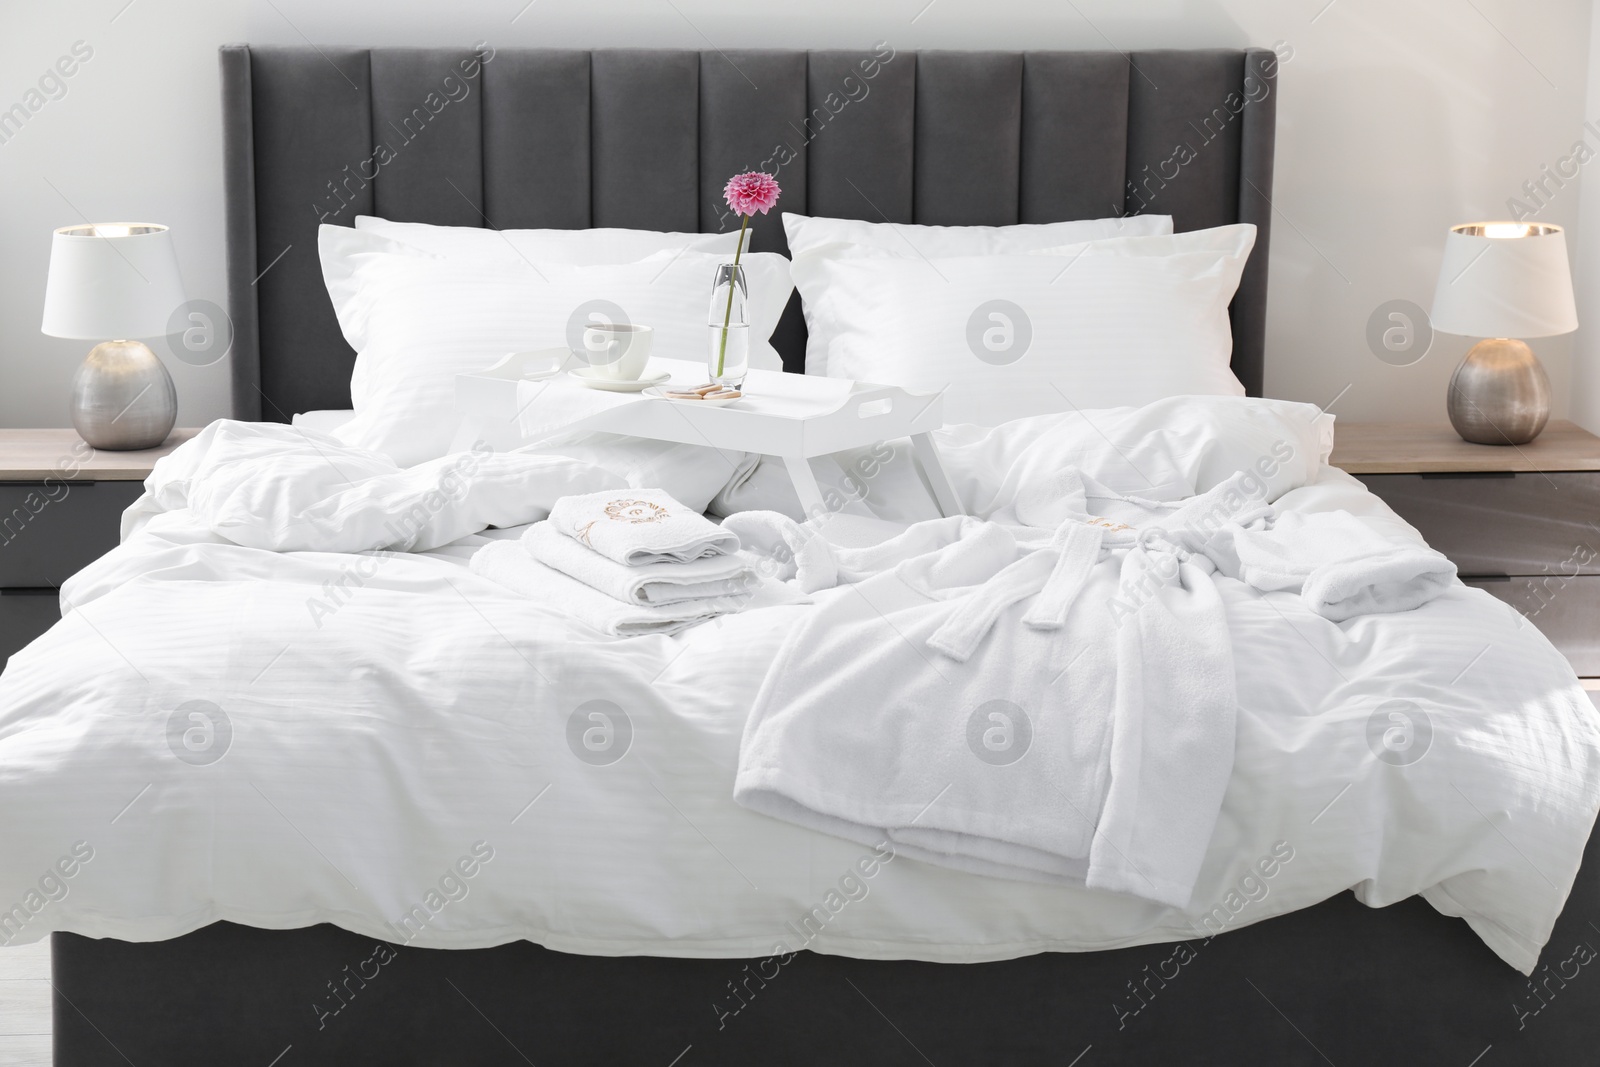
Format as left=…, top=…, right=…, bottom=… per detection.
left=0, top=398, right=1595, bottom=975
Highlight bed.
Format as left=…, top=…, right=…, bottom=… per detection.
left=15, top=45, right=1600, bottom=1065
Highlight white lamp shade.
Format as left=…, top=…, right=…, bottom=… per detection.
left=41, top=223, right=186, bottom=340
left=1430, top=222, right=1578, bottom=339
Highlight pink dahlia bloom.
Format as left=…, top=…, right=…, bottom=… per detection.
left=724, top=171, right=781, bottom=217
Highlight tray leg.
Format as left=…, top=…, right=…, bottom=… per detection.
left=911, top=432, right=965, bottom=516
left=782, top=455, right=829, bottom=521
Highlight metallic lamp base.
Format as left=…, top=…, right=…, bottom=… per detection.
left=1446, top=337, right=1551, bottom=446
left=70, top=340, right=177, bottom=451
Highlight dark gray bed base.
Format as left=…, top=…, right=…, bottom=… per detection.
left=219, top=44, right=1277, bottom=419
left=52, top=826, right=1600, bottom=1065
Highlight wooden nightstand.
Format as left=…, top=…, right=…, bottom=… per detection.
left=1331, top=420, right=1600, bottom=679
left=0, top=429, right=198, bottom=664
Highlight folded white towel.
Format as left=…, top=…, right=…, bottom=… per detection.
left=469, top=540, right=749, bottom=637
left=523, top=521, right=756, bottom=605
left=547, top=488, right=739, bottom=566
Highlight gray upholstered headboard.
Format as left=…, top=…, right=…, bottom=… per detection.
left=219, top=45, right=1277, bottom=420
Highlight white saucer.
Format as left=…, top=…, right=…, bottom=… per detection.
left=567, top=368, right=671, bottom=392
left=642, top=386, right=743, bottom=407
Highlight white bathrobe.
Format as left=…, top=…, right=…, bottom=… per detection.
left=734, top=471, right=1455, bottom=909
left=735, top=512, right=1235, bottom=909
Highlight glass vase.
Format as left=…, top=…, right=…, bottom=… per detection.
left=707, top=263, right=749, bottom=388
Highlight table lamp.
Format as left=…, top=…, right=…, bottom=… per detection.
left=1429, top=221, right=1576, bottom=445
left=40, top=223, right=184, bottom=450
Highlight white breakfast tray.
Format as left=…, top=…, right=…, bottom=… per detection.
left=454, top=350, right=964, bottom=517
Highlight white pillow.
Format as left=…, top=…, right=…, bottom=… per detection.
left=782, top=211, right=1172, bottom=259
left=318, top=225, right=793, bottom=465
left=783, top=212, right=1173, bottom=374
left=794, top=224, right=1255, bottom=427
left=354, top=215, right=748, bottom=266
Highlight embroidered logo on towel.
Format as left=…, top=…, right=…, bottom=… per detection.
left=1085, top=516, right=1133, bottom=532
left=604, top=499, right=669, bottom=524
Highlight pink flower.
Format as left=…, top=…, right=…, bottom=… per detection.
left=723, top=171, right=781, bottom=218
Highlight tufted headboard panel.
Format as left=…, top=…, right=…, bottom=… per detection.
left=219, top=45, right=1278, bottom=419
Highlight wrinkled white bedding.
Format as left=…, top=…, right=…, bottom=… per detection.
left=0, top=398, right=1594, bottom=975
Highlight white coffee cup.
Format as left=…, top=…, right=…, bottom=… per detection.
left=582, top=322, right=653, bottom=381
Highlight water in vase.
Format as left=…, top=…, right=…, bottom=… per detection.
left=707, top=262, right=749, bottom=388
left=709, top=323, right=749, bottom=387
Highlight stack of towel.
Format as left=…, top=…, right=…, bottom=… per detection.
left=469, top=488, right=763, bottom=637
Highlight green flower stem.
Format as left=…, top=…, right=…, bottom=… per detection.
left=716, top=213, right=750, bottom=378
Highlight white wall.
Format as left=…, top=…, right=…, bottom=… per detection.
left=1571, top=0, right=1600, bottom=434
left=0, top=0, right=1593, bottom=428
left=1, top=0, right=245, bottom=430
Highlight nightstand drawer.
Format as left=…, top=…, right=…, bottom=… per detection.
left=1464, top=575, right=1600, bottom=675
left=0, top=481, right=143, bottom=588
left=1357, top=472, right=1600, bottom=577
left=0, top=588, right=61, bottom=662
